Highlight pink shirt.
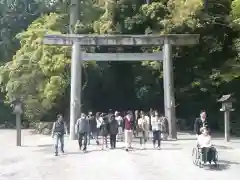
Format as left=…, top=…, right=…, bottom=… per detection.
left=197, top=134, right=212, bottom=148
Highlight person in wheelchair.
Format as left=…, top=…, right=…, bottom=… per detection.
left=197, top=127, right=217, bottom=164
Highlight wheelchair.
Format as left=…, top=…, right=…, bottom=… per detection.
left=192, top=145, right=218, bottom=168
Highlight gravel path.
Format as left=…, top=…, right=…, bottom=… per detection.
left=0, top=130, right=240, bottom=180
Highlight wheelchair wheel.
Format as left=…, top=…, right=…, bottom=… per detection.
left=213, top=150, right=219, bottom=167
left=192, top=148, right=198, bottom=165
left=199, top=159, right=203, bottom=168
left=215, top=150, right=218, bottom=161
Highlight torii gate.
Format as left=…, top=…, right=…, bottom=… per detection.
left=43, top=34, right=199, bottom=140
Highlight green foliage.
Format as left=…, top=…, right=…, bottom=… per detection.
left=0, top=0, right=41, bottom=62
left=0, top=13, right=70, bottom=121
left=232, top=0, right=240, bottom=19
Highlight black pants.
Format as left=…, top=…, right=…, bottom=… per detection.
left=201, top=147, right=216, bottom=163
left=88, top=132, right=92, bottom=145
left=153, top=130, right=161, bottom=147
left=110, top=134, right=117, bottom=148
left=78, top=132, right=88, bottom=150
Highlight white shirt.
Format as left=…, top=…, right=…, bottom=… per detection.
left=138, top=116, right=149, bottom=131
left=201, top=117, right=206, bottom=126
left=197, top=134, right=212, bottom=148
left=151, top=116, right=161, bottom=131
left=96, top=117, right=103, bottom=128
left=115, top=116, right=123, bottom=125
left=144, top=115, right=150, bottom=122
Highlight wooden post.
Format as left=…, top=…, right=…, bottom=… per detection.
left=163, top=38, right=177, bottom=139
left=218, top=94, right=234, bottom=142
left=224, top=111, right=230, bottom=142
left=69, top=42, right=82, bottom=140
left=16, top=113, right=21, bottom=146
left=13, top=102, right=23, bottom=146
left=69, top=0, right=81, bottom=140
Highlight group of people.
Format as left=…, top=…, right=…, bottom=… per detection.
left=52, top=109, right=217, bottom=165
left=52, top=109, right=169, bottom=156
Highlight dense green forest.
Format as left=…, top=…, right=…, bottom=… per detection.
left=1, top=0, right=240, bottom=133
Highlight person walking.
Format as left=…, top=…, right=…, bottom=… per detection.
left=124, top=111, right=134, bottom=151
left=147, top=110, right=152, bottom=140
left=134, top=110, right=140, bottom=137
left=160, top=114, right=168, bottom=140
left=151, top=111, right=161, bottom=149
left=99, top=113, right=109, bottom=150
left=87, top=111, right=95, bottom=145
left=75, top=113, right=89, bottom=152
left=51, top=114, right=68, bottom=156
left=194, top=110, right=209, bottom=137
left=138, top=112, right=149, bottom=149
left=90, top=112, right=100, bottom=145
left=115, top=111, right=123, bottom=142
left=109, top=114, right=118, bottom=149
left=95, top=112, right=101, bottom=145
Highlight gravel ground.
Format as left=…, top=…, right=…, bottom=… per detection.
left=0, top=129, right=240, bottom=180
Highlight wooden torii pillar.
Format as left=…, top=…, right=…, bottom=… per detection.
left=43, top=34, right=199, bottom=140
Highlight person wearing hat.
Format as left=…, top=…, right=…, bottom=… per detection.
left=51, top=114, right=68, bottom=156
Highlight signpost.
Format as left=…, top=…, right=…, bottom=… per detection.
left=218, top=94, right=235, bottom=142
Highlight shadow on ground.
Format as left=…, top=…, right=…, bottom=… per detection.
left=131, top=147, right=183, bottom=151
left=0, top=157, right=23, bottom=165
left=1, top=171, right=20, bottom=178
left=66, top=149, right=104, bottom=155
left=204, top=160, right=240, bottom=171
left=21, top=144, right=53, bottom=148
left=33, top=145, right=126, bottom=154
left=175, top=138, right=196, bottom=141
